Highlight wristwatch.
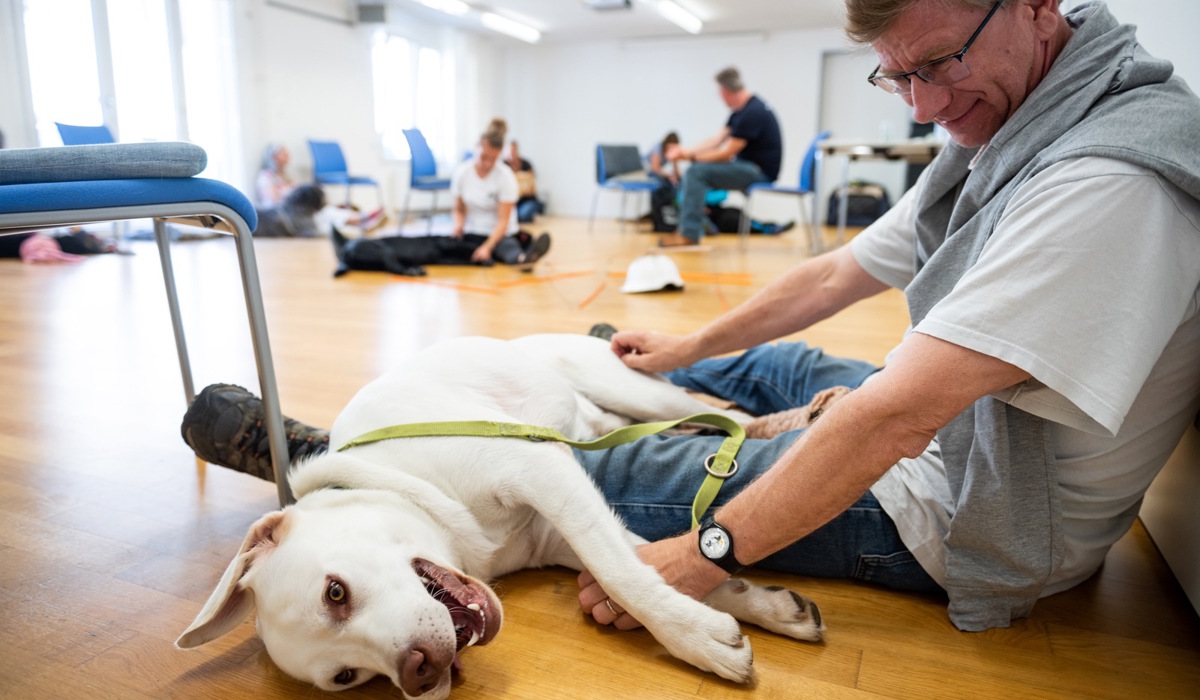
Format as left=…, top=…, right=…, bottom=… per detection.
left=697, top=515, right=744, bottom=574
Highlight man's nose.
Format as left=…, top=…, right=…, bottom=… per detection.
left=908, top=78, right=953, bottom=124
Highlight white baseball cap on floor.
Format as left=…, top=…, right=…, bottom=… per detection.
left=620, top=254, right=685, bottom=294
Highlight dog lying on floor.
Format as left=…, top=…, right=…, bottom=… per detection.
left=176, top=334, right=833, bottom=698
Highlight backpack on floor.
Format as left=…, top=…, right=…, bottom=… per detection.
left=826, top=180, right=891, bottom=227
left=650, top=182, right=679, bottom=232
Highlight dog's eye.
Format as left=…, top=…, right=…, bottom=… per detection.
left=326, top=580, right=348, bottom=605
left=333, top=668, right=357, bottom=686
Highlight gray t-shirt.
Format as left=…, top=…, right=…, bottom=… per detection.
left=852, top=156, right=1200, bottom=594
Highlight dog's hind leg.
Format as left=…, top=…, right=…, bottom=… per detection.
left=512, top=335, right=752, bottom=426
left=702, top=579, right=825, bottom=642
left=504, top=442, right=755, bottom=683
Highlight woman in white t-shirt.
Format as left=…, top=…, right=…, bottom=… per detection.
left=451, top=120, right=550, bottom=266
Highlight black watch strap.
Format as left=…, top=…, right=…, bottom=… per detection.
left=697, top=515, right=744, bottom=574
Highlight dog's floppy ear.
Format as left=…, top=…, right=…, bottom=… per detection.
left=176, top=510, right=288, bottom=649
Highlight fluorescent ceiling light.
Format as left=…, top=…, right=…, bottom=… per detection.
left=655, top=0, right=702, bottom=34
left=481, top=12, right=541, bottom=43
left=418, top=0, right=470, bottom=16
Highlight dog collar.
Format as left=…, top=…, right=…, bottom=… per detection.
left=338, top=414, right=745, bottom=530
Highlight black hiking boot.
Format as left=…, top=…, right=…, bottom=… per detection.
left=180, top=383, right=330, bottom=482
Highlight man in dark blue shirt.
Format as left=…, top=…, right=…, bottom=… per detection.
left=661, top=67, right=783, bottom=247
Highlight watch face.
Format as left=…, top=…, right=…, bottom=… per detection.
left=699, top=527, right=730, bottom=559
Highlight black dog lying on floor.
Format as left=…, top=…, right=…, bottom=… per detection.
left=332, top=229, right=430, bottom=277
left=256, top=184, right=327, bottom=238
left=331, top=229, right=550, bottom=278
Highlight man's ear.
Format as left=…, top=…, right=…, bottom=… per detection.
left=1026, top=0, right=1064, bottom=41
left=175, top=510, right=289, bottom=649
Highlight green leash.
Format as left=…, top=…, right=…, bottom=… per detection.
left=339, top=413, right=745, bottom=529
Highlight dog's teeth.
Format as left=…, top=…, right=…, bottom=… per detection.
left=467, top=630, right=481, bottom=647
left=466, top=603, right=480, bottom=612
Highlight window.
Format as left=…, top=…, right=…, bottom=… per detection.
left=107, top=0, right=177, bottom=143
left=372, top=31, right=456, bottom=163
left=23, top=0, right=104, bottom=146
left=20, top=0, right=242, bottom=186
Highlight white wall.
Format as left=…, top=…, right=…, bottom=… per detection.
left=0, top=0, right=1197, bottom=210
left=492, top=0, right=1200, bottom=221
left=498, top=28, right=850, bottom=219
left=1073, top=0, right=1200, bottom=88
left=0, top=1, right=35, bottom=148
left=229, top=0, right=503, bottom=208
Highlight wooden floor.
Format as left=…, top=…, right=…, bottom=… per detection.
left=1, top=216, right=1198, bottom=699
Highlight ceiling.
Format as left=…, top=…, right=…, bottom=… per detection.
left=394, top=0, right=848, bottom=44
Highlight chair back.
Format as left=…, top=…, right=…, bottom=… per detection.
left=798, top=130, right=832, bottom=192
left=596, top=144, right=644, bottom=183
left=55, top=122, right=116, bottom=145
left=307, top=140, right=349, bottom=179
left=402, top=129, right=439, bottom=181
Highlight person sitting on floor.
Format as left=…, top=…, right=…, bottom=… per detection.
left=255, top=184, right=385, bottom=238
left=0, top=230, right=116, bottom=263
left=450, top=119, right=551, bottom=265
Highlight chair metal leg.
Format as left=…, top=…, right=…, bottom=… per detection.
left=836, top=158, right=851, bottom=248
left=619, top=190, right=628, bottom=232
left=800, top=196, right=818, bottom=254
left=589, top=189, right=600, bottom=233
left=427, top=191, right=436, bottom=233
left=739, top=192, right=753, bottom=250
left=230, top=218, right=293, bottom=506
left=401, top=188, right=412, bottom=233
left=153, top=218, right=196, bottom=405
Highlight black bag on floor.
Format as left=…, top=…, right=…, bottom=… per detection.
left=708, top=205, right=743, bottom=233
left=826, top=181, right=891, bottom=227
left=650, top=182, right=679, bottom=232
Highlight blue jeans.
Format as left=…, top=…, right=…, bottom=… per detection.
left=575, top=342, right=943, bottom=594
left=678, top=161, right=768, bottom=242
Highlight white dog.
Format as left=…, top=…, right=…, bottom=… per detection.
left=177, top=334, right=825, bottom=697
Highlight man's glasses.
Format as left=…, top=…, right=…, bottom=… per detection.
left=867, top=0, right=1003, bottom=96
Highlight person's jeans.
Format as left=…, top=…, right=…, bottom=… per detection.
left=678, top=161, right=768, bottom=242
left=574, top=342, right=943, bottom=594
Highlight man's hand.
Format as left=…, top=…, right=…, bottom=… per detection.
left=610, top=330, right=699, bottom=373
left=577, top=535, right=729, bottom=630
left=471, top=241, right=493, bottom=262
left=665, top=143, right=687, bottom=163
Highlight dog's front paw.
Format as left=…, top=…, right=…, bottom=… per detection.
left=650, top=602, right=754, bottom=683
left=704, top=579, right=825, bottom=643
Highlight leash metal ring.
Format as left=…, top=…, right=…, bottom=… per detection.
left=704, top=454, right=739, bottom=479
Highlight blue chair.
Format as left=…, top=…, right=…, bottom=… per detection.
left=0, top=141, right=293, bottom=506
left=54, top=122, right=136, bottom=246
left=307, top=139, right=382, bottom=207
left=400, top=128, right=451, bottom=233
left=589, top=144, right=659, bottom=233
left=740, top=130, right=832, bottom=252
left=55, top=122, right=117, bottom=145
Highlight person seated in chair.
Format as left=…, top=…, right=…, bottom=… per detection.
left=660, top=67, right=782, bottom=248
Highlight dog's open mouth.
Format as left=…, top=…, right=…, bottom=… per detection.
left=413, top=558, right=499, bottom=652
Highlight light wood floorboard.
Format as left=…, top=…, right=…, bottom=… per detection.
left=0, top=216, right=1197, bottom=699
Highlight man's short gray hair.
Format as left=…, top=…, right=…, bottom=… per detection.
left=844, top=0, right=1014, bottom=44
left=715, top=67, right=743, bottom=92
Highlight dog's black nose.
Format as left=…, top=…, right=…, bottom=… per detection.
left=399, top=644, right=450, bottom=696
